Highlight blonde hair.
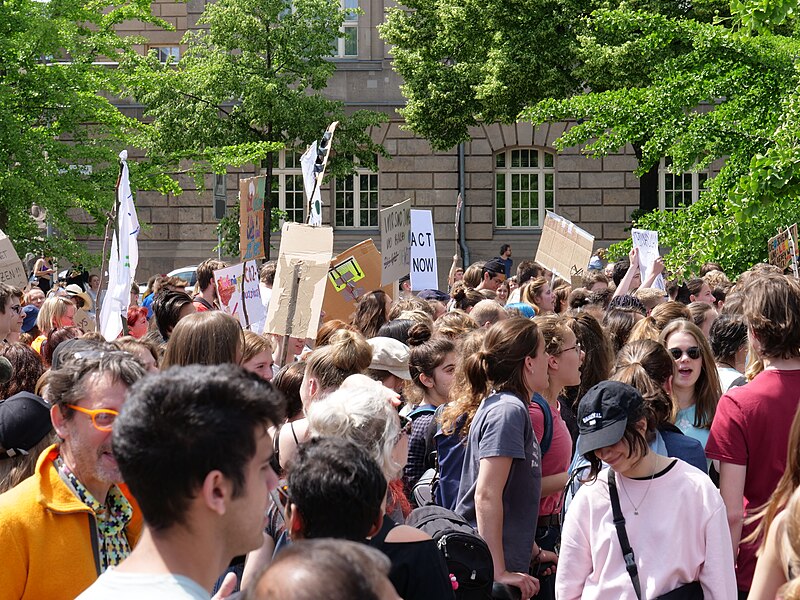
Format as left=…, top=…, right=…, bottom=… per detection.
left=308, top=383, right=402, bottom=480
left=242, top=331, right=273, bottom=364
left=779, top=487, right=800, bottom=600
left=520, top=277, right=550, bottom=315
left=36, top=297, right=73, bottom=333
left=433, top=310, right=478, bottom=340
left=305, top=329, right=372, bottom=392
left=628, top=301, right=691, bottom=343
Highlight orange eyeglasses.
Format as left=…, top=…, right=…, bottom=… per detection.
left=66, top=405, right=119, bottom=432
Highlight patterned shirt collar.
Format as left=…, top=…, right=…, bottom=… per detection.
left=54, top=454, right=133, bottom=571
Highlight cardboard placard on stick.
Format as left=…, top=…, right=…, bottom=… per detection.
left=535, top=211, right=595, bottom=283
left=239, top=176, right=266, bottom=261
left=0, top=230, right=27, bottom=290
left=380, top=199, right=412, bottom=286
left=768, top=224, right=799, bottom=278
left=214, top=260, right=266, bottom=332
left=324, top=239, right=393, bottom=323
left=265, top=223, right=333, bottom=340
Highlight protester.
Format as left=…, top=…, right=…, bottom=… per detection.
left=161, top=311, right=243, bottom=368
left=23, top=287, right=45, bottom=309
left=0, top=342, right=44, bottom=400
left=126, top=305, right=149, bottom=339
left=0, top=283, right=24, bottom=345
left=0, top=391, right=56, bottom=493
left=470, top=299, right=508, bottom=328
left=520, top=277, right=554, bottom=315
left=660, top=319, right=722, bottom=450
left=114, top=336, right=160, bottom=373
left=709, top=313, right=748, bottom=391
left=454, top=317, right=556, bottom=599
left=627, top=300, right=690, bottom=343
left=32, top=296, right=75, bottom=353
left=556, top=381, right=736, bottom=599
left=259, top=261, right=276, bottom=312
left=32, top=254, right=54, bottom=294
left=676, top=277, right=716, bottom=305
left=241, top=331, right=274, bottom=381
left=151, top=289, right=195, bottom=342
left=476, top=258, right=507, bottom=292
left=688, top=301, right=718, bottom=339
left=350, top=290, right=391, bottom=339
left=192, top=258, right=226, bottom=312
left=366, top=336, right=411, bottom=394
left=78, top=364, right=284, bottom=598
left=0, top=346, right=146, bottom=599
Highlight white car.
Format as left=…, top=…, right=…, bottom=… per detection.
left=168, top=266, right=198, bottom=295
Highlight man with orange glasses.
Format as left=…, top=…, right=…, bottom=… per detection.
left=0, top=344, right=145, bottom=600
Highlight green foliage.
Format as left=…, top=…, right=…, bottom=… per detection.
left=0, top=0, right=168, bottom=263
left=124, top=0, right=388, bottom=194
left=214, top=204, right=287, bottom=257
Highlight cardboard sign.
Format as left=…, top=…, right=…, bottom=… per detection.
left=239, top=176, right=266, bottom=261
left=535, top=211, right=595, bottom=282
left=265, top=223, right=333, bottom=339
left=324, top=239, right=393, bottom=323
left=214, top=260, right=266, bottom=332
left=380, top=199, right=412, bottom=285
left=410, top=209, right=438, bottom=290
left=631, top=228, right=666, bottom=290
left=74, top=308, right=96, bottom=333
left=0, top=230, right=27, bottom=290
left=768, top=224, right=799, bottom=277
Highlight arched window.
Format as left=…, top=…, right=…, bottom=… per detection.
left=495, top=148, right=555, bottom=228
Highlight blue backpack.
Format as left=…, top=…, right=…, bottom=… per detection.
left=530, top=392, right=553, bottom=455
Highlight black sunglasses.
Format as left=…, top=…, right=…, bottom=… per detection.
left=669, top=346, right=701, bottom=360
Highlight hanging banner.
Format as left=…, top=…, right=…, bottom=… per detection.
left=0, top=230, right=27, bottom=290
left=265, top=223, right=333, bottom=339
left=410, top=209, right=438, bottom=290
left=380, top=198, right=412, bottom=286
left=631, top=228, right=666, bottom=290
left=214, top=260, right=266, bottom=332
left=239, top=176, right=266, bottom=261
left=768, top=224, right=799, bottom=278
left=535, top=211, right=595, bottom=285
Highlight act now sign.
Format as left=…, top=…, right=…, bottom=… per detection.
left=410, top=209, right=438, bottom=290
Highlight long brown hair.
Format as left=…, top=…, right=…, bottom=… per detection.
left=440, top=318, right=543, bottom=439
left=350, top=290, right=389, bottom=339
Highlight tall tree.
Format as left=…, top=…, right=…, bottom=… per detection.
left=126, top=0, right=388, bottom=258
left=0, top=0, right=165, bottom=263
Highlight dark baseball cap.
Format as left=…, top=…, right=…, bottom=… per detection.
left=483, top=259, right=507, bottom=277
left=577, top=381, right=644, bottom=456
left=417, top=289, right=450, bottom=303
left=21, top=305, right=39, bottom=333
left=0, top=392, right=53, bottom=459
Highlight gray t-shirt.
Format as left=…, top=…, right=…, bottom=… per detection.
left=455, top=391, right=541, bottom=573
left=77, top=569, right=210, bottom=600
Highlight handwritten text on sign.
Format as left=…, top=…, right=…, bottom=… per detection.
left=380, top=199, right=412, bottom=285
left=410, top=209, right=438, bottom=290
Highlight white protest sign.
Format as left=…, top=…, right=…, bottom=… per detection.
left=380, top=199, right=412, bottom=286
left=631, top=228, right=665, bottom=290
left=0, top=230, right=27, bottom=290
left=265, top=223, right=333, bottom=339
left=410, top=209, right=438, bottom=291
left=214, top=261, right=266, bottom=332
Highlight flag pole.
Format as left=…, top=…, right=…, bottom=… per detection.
left=96, top=156, right=124, bottom=319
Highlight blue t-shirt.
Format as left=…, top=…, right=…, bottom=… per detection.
left=675, top=405, right=711, bottom=450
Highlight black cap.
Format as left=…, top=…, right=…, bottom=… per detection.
left=0, top=392, right=53, bottom=459
left=417, top=289, right=450, bottom=303
left=577, top=381, right=644, bottom=456
left=483, top=258, right=506, bottom=276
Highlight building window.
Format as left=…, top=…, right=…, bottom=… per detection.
left=274, top=151, right=306, bottom=223
left=495, top=148, right=555, bottom=228
left=151, top=46, right=180, bottom=64
left=334, top=0, right=358, bottom=57
left=334, top=167, right=379, bottom=228
left=658, top=158, right=708, bottom=211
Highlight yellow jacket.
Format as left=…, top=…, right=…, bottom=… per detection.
left=0, top=445, right=142, bottom=600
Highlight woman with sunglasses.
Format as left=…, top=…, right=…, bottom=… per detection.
left=530, top=315, right=584, bottom=600
left=453, top=317, right=556, bottom=600
left=659, top=319, right=722, bottom=451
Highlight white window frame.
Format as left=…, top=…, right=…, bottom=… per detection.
left=494, top=147, right=555, bottom=229
left=274, top=151, right=306, bottom=223
left=658, top=157, right=709, bottom=211
left=150, top=46, right=180, bottom=64
left=334, top=166, right=379, bottom=229
left=334, top=0, right=358, bottom=58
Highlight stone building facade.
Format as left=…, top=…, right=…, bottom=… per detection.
left=104, top=0, right=696, bottom=282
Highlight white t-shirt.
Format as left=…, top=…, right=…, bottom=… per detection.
left=77, top=569, right=210, bottom=600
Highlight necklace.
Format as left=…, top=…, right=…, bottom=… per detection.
left=617, top=456, right=658, bottom=516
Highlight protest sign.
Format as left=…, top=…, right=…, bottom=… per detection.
left=265, top=223, right=333, bottom=340
left=324, top=239, right=393, bottom=323
left=0, top=230, right=27, bottom=290
left=631, top=228, right=666, bottom=290
left=380, top=199, right=412, bottom=286
left=239, top=176, right=266, bottom=261
left=535, top=211, right=595, bottom=285
left=410, top=209, right=438, bottom=290
left=214, top=260, right=266, bottom=332
left=768, top=224, right=799, bottom=278
left=74, top=309, right=96, bottom=333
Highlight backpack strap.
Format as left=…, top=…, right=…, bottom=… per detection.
left=408, top=404, right=437, bottom=420
left=530, top=393, right=553, bottom=456
left=608, top=470, right=642, bottom=600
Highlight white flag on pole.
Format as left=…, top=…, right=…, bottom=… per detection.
left=301, top=142, right=322, bottom=226
left=99, top=150, right=140, bottom=340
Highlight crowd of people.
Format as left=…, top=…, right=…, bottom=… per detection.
left=0, top=243, right=799, bottom=600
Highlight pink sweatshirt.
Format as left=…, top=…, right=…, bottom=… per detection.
left=556, top=459, right=736, bottom=599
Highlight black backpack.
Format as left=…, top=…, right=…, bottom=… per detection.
left=406, top=505, right=494, bottom=600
